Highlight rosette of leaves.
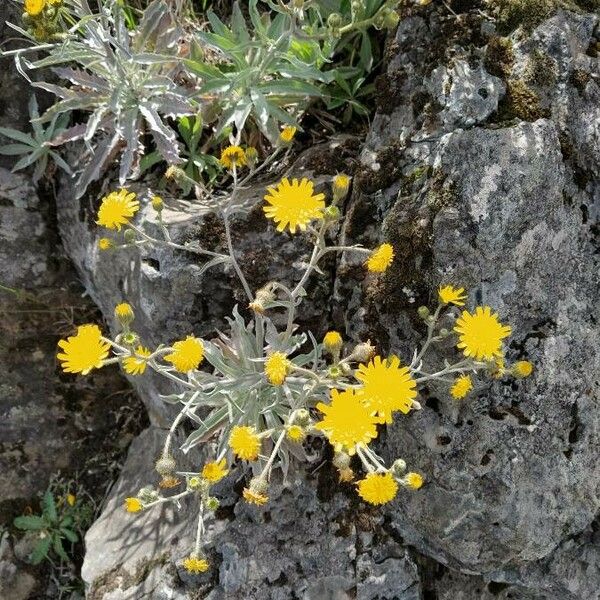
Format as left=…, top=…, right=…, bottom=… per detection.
left=163, top=308, right=328, bottom=476
left=17, top=0, right=195, bottom=197
left=185, top=0, right=334, bottom=142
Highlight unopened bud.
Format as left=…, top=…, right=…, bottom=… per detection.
left=324, top=205, right=341, bottom=221
left=119, top=331, right=139, bottom=347
left=151, top=195, right=164, bottom=212
left=294, top=409, right=310, bottom=426
left=138, top=487, right=159, bottom=503
left=245, top=147, right=258, bottom=166
left=333, top=451, right=351, bottom=470
left=124, top=229, right=136, bottom=244
left=155, top=454, right=176, bottom=477
left=391, top=459, right=407, bottom=476
left=417, top=306, right=430, bottom=320
left=439, top=328, right=450, bottom=338
left=188, top=476, right=202, bottom=490
left=348, top=340, right=376, bottom=363
left=327, top=12, right=343, bottom=28
left=206, top=496, right=220, bottom=511
left=332, top=174, right=351, bottom=201
left=114, top=302, right=134, bottom=327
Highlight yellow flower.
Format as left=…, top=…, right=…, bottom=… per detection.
left=243, top=487, right=269, bottom=505
left=366, top=243, right=394, bottom=273
left=404, top=472, right=424, bottom=490
left=165, top=335, right=204, bottom=372
left=357, top=472, right=398, bottom=505
left=96, top=189, right=139, bottom=231
left=355, top=355, right=417, bottom=423
left=450, top=374, right=473, bottom=400
left=57, top=324, right=110, bottom=375
left=454, top=306, right=512, bottom=361
left=492, top=357, right=506, bottom=379
left=314, top=388, right=382, bottom=455
left=201, top=459, right=229, bottom=483
left=229, top=426, right=261, bottom=461
left=323, top=331, right=343, bottom=353
left=66, top=494, right=76, bottom=506
left=98, top=237, right=114, bottom=251
left=286, top=425, right=306, bottom=442
left=25, top=0, right=45, bottom=16
left=265, top=352, right=290, bottom=385
left=263, top=177, right=325, bottom=233
left=438, top=285, right=467, bottom=307
left=220, top=145, right=246, bottom=169
left=279, top=125, right=297, bottom=143
left=512, top=360, right=534, bottom=378
left=182, top=555, right=209, bottom=574
left=123, top=346, right=151, bottom=376
left=125, top=497, right=143, bottom=513
left=114, top=302, right=134, bottom=326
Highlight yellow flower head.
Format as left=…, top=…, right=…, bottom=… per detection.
left=123, top=346, right=151, bottom=376
left=165, top=335, right=204, bottom=372
left=355, top=355, right=417, bottom=423
left=454, top=306, right=512, bottom=361
left=114, top=302, right=134, bottom=325
left=202, top=459, right=229, bottom=483
left=404, top=472, right=424, bottom=490
left=366, top=243, right=394, bottom=273
left=25, top=0, right=45, bottom=16
left=314, top=388, right=382, bottom=455
left=182, top=555, right=209, bottom=574
left=98, top=237, right=114, bottom=251
left=96, top=189, right=139, bottom=231
left=286, top=424, right=306, bottom=442
left=265, top=352, right=290, bottom=385
left=57, top=324, right=110, bottom=375
left=357, top=472, right=398, bottom=505
left=450, top=374, right=473, bottom=400
left=279, top=125, right=297, bottom=143
left=220, top=145, right=246, bottom=169
left=242, top=487, right=269, bottom=505
left=512, top=360, right=534, bottom=378
left=229, top=426, right=261, bottom=461
left=438, top=285, right=467, bottom=307
left=323, top=331, right=343, bottom=353
left=125, top=497, right=143, bottom=513
left=66, top=493, right=76, bottom=506
left=263, top=177, right=325, bottom=233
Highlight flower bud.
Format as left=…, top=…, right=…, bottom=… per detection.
left=293, top=409, right=310, bottom=426
left=188, top=476, right=202, bottom=490
left=391, top=459, right=407, bottom=476
left=124, top=229, right=136, bottom=244
left=383, top=10, right=400, bottom=29
left=98, top=237, right=114, bottom=251
left=151, top=195, right=164, bottom=212
left=324, top=205, right=341, bottom=221
left=120, top=331, right=139, bottom=347
left=417, top=306, right=430, bottom=320
left=327, top=12, right=343, bottom=28
left=348, top=340, right=376, bottom=363
left=206, top=496, right=220, bottom=511
left=327, top=365, right=343, bottom=379
left=245, top=146, right=258, bottom=166
left=249, top=283, right=276, bottom=314
left=512, top=361, right=533, bottom=378
left=323, top=330, right=343, bottom=353
left=438, top=328, right=450, bottom=338
left=115, top=302, right=134, bottom=328
left=333, top=451, right=351, bottom=470
left=332, top=174, right=351, bottom=201
left=155, top=454, right=176, bottom=477
left=138, top=487, right=159, bottom=503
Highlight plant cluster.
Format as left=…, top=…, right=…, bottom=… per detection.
left=56, top=143, right=533, bottom=573
left=3, top=0, right=407, bottom=197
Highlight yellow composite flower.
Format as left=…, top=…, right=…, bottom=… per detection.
left=164, top=335, right=204, bottom=372
left=220, top=145, right=246, bottom=169
left=365, top=243, right=394, bottom=273
left=123, top=346, right=152, bottom=376
left=450, top=374, right=473, bottom=400
left=512, top=360, right=534, bottom=378
left=357, top=472, right=398, bottom=505
left=454, top=306, right=512, bottom=361
left=404, top=472, right=424, bottom=490
left=182, top=555, right=209, bottom=574
left=96, top=189, right=139, bottom=231
left=57, top=324, right=110, bottom=375
left=314, top=388, right=382, bottom=455
left=242, top=487, right=269, bottom=505
left=438, top=285, right=467, bottom=307
left=263, top=177, right=325, bottom=233
left=264, top=351, right=290, bottom=385
left=66, top=493, right=76, bottom=506
left=114, top=302, right=134, bottom=323
left=355, top=355, right=417, bottom=423
left=25, top=0, right=45, bottom=16
left=229, top=426, right=261, bottom=461
left=125, top=497, right=143, bottom=513
left=279, top=125, right=297, bottom=143
left=286, top=424, right=306, bottom=442
left=332, top=173, right=351, bottom=196
left=201, top=459, right=229, bottom=483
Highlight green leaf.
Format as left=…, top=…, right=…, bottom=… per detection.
left=359, top=32, right=373, bottom=71
left=30, top=536, right=51, bottom=565
left=0, top=144, right=36, bottom=156
left=231, top=2, right=250, bottom=44
left=0, top=127, right=36, bottom=146
left=53, top=536, right=69, bottom=561
left=14, top=515, right=46, bottom=531
left=42, top=490, right=58, bottom=523
left=61, top=528, right=78, bottom=543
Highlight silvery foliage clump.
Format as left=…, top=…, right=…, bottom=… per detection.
left=0, top=94, right=72, bottom=182
left=162, top=307, right=330, bottom=477
left=7, top=0, right=193, bottom=197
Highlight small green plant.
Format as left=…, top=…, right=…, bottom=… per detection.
left=13, top=479, right=93, bottom=566
left=0, top=94, right=72, bottom=183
